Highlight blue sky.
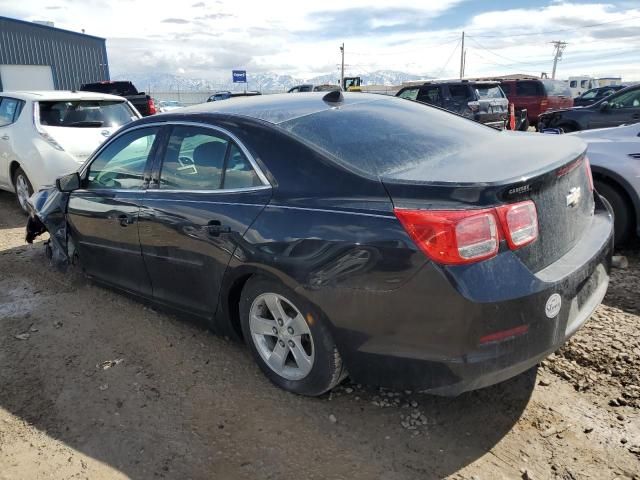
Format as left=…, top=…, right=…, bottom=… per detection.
left=2, top=0, right=640, bottom=81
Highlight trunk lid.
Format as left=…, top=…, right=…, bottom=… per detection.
left=383, top=133, right=593, bottom=272
left=40, top=125, right=115, bottom=163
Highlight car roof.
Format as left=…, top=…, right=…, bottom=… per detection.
left=169, top=92, right=387, bottom=125
left=0, top=90, right=126, bottom=101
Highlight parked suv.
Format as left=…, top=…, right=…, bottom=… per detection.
left=498, top=78, right=573, bottom=129
left=396, top=81, right=508, bottom=129
left=538, top=84, right=640, bottom=132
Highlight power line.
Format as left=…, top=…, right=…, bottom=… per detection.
left=467, top=15, right=640, bottom=38
left=435, top=39, right=461, bottom=78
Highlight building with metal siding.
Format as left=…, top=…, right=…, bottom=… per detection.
left=0, top=16, right=109, bottom=91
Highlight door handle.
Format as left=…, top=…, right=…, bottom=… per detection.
left=0, top=135, right=9, bottom=141
left=204, top=220, right=231, bottom=237
left=117, top=214, right=134, bottom=227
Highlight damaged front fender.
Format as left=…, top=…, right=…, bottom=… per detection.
left=25, top=188, right=71, bottom=269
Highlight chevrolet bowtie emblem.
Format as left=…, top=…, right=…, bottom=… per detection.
left=566, top=187, right=581, bottom=208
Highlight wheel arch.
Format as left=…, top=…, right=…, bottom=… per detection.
left=592, top=165, right=639, bottom=235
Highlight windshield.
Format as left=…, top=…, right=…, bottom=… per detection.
left=38, top=100, right=137, bottom=128
left=279, top=96, right=496, bottom=178
left=542, top=80, right=571, bottom=97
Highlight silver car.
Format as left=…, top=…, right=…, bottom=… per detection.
left=572, top=122, right=640, bottom=245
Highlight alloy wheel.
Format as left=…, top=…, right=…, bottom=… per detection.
left=15, top=174, right=31, bottom=211
left=249, top=292, right=315, bottom=381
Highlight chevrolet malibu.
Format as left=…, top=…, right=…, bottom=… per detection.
left=27, top=92, right=613, bottom=396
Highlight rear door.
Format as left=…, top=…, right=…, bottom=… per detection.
left=139, top=123, right=271, bottom=315
left=443, top=84, right=473, bottom=118
left=589, top=88, right=640, bottom=129
left=515, top=81, right=544, bottom=123
left=473, top=83, right=508, bottom=126
left=67, top=126, right=160, bottom=296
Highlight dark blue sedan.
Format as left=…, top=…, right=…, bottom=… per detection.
left=28, top=92, right=613, bottom=396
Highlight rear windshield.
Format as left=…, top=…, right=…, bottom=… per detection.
left=542, top=80, right=571, bottom=97
left=475, top=85, right=505, bottom=99
left=82, top=82, right=138, bottom=96
left=38, top=100, right=137, bottom=128
left=279, top=96, right=497, bottom=178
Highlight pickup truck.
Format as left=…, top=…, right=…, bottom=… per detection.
left=79, top=81, right=157, bottom=117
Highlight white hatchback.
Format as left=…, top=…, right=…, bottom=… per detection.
left=0, top=91, right=141, bottom=212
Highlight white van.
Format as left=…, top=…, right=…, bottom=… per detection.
left=567, top=76, right=598, bottom=98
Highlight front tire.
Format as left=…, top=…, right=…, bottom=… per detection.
left=239, top=276, right=345, bottom=396
left=595, top=181, right=633, bottom=246
left=13, top=167, right=33, bottom=214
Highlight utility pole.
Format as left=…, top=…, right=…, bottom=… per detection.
left=459, top=31, right=465, bottom=79
left=340, top=43, right=345, bottom=89
left=550, top=40, right=567, bottom=79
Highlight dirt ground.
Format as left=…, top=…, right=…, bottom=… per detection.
left=0, top=189, right=638, bottom=480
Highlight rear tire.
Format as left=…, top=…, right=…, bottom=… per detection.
left=13, top=167, right=33, bottom=214
left=239, top=276, right=345, bottom=396
left=595, top=181, right=633, bottom=246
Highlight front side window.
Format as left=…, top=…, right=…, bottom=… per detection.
left=570, top=81, right=577, bottom=88
left=87, top=127, right=158, bottom=189
left=397, top=88, right=419, bottom=101
left=38, top=100, right=137, bottom=128
left=581, top=80, right=589, bottom=88
left=581, top=89, right=598, bottom=100
left=608, top=89, right=640, bottom=109
left=0, top=97, right=23, bottom=127
left=159, top=126, right=261, bottom=190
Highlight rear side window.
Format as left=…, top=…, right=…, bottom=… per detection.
left=417, top=86, right=441, bottom=105
left=38, top=101, right=136, bottom=128
left=448, top=85, right=472, bottom=100
left=515, top=81, right=543, bottom=96
left=475, top=85, right=504, bottom=99
left=0, top=97, right=24, bottom=126
left=159, top=126, right=261, bottom=190
left=542, top=80, right=571, bottom=97
left=570, top=80, right=577, bottom=88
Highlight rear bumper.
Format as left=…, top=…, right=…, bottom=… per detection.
left=324, top=202, right=613, bottom=395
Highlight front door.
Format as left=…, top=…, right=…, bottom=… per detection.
left=139, top=124, right=271, bottom=315
left=590, top=88, right=640, bottom=129
left=67, top=126, right=161, bottom=295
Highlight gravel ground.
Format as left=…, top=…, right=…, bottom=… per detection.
left=0, top=189, right=638, bottom=480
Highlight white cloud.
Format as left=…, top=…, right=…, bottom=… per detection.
left=3, top=0, right=640, bottom=81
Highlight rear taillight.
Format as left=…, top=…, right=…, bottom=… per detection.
left=540, top=99, right=549, bottom=111
left=395, top=201, right=539, bottom=265
left=584, top=156, right=594, bottom=192
left=496, top=201, right=538, bottom=249
left=147, top=98, right=157, bottom=115
left=395, top=209, right=499, bottom=265
left=467, top=101, right=480, bottom=113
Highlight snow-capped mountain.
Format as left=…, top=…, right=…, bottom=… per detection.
left=113, top=70, right=428, bottom=93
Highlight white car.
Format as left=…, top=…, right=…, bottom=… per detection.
left=571, top=122, right=640, bottom=245
left=0, top=91, right=141, bottom=212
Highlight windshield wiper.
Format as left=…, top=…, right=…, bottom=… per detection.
left=65, top=121, right=105, bottom=127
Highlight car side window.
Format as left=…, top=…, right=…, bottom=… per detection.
left=447, top=85, right=471, bottom=102
left=417, top=86, right=440, bottom=105
left=397, top=88, right=418, bottom=101
left=516, top=81, right=541, bottom=96
left=159, top=126, right=261, bottom=190
left=608, top=89, right=640, bottom=109
left=87, top=127, right=159, bottom=190
left=0, top=97, right=23, bottom=127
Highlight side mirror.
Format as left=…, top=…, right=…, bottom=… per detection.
left=599, top=101, right=610, bottom=111
left=56, top=172, right=81, bottom=192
